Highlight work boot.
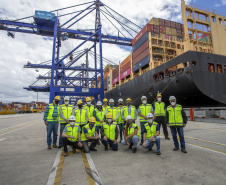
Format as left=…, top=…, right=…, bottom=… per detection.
left=58, top=146, right=62, bottom=149
left=109, top=144, right=112, bottom=148
left=173, top=147, right=179, bottom=151
left=140, top=142, right=143, bottom=146
left=104, top=145, right=108, bottom=151
left=181, top=149, right=187, bottom=153
left=132, top=148, right=137, bottom=153
left=157, top=151, right=161, bottom=155
left=148, top=148, right=152, bottom=151
left=48, top=146, right=51, bottom=149
left=165, top=136, right=170, bottom=140
left=129, top=143, right=133, bottom=149
left=64, top=152, right=68, bottom=156
left=72, top=147, right=76, bottom=153
left=119, top=138, right=122, bottom=143
left=97, top=139, right=100, bottom=145
left=90, top=148, right=97, bottom=151
left=53, top=144, right=58, bottom=148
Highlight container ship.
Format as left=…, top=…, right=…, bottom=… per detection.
left=92, top=0, right=226, bottom=107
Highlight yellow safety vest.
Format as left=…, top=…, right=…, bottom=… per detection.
left=106, top=107, right=118, bottom=122
left=60, top=104, right=73, bottom=123
left=117, top=106, right=125, bottom=124
left=81, top=123, right=96, bottom=141
left=123, top=106, right=136, bottom=120
left=47, top=103, right=60, bottom=122
left=102, top=105, right=110, bottom=113
left=139, top=104, right=152, bottom=121
left=124, top=123, right=140, bottom=138
left=167, top=104, right=183, bottom=126
left=154, top=102, right=165, bottom=116
left=144, top=122, right=159, bottom=139
left=65, top=123, right=80, bottom=142
left=83, top=104, right=94, bottom=119
left=94, top=108, right=105, bottom=126
left=102, top=123, right=117, bottom=140
left=74, top=108, right=87, bottom=125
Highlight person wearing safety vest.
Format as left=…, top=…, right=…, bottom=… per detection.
left=100, top=113, right=119, bottom=151
left=72, top=99, right=88, bottom=130
left=105, top=99, right=118, bottom=123
left=121, top=115, right=140, bottom=153
left=142, top=113, right=161, bottom=155
left=117, top=98, right=125, bottom=143
left=102, top=98, right=109, bottom=112
left=138, top=96, right=153, bottom=145
left=83, top=97, right=94, bottom=120
left=166, top=96, right=187, bottom=153
left=123, top=98, right=137, bottom=122
left=43, top=96, right=61, bottom=149
left=81, top=117, right=99, bottom=153
left=59, top=96, right=73, bottom=148
left=152, top=94, right=170, bottom=140
left=62, top=115, right=82, bottom=156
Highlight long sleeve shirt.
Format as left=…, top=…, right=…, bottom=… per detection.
left=43, top=104, right=58, bottom=122
left=93, top=109, right=106, bottom=121
left=165, top=105, right=187, bottom=125
left=122, top=105, right=138, bottom=120
left=100, top=123, right=119, bottom=140
left=105, top=108, right=119, bottom=120
left=71, top=106, right=88, bottom=123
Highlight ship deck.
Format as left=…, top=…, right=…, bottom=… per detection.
left=0, top=113, right=226, bottom=185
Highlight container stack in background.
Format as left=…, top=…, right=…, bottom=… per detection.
left=112, top=65, right=119, bottom=87
left=103, top=67, right=109, bottom=91
left=120, top=54, right=131, bottom=83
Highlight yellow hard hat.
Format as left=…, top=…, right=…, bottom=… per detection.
left=54, top=96, right=61, bottom=101
left=89, top=117, right=96, bottom=122
left=77, top=99, right=83, bottom=105
left=103, top=98, right=108, bottom=102
left=157, top=94, right=162, bottom=98
left=126, top=98, right=131, bottom=102
left=106, top=113, right=113, bottom=119
left=86, top=97, right=91, bottom=102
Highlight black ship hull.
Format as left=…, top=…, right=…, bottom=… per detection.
left=105, top=51, right=226, bottom=108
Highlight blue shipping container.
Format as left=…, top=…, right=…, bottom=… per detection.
left=133, top=56, right=150, bottom=72
left=35, top=10, right=55, bottom=21
left=132, top=32, right=149, bottom=53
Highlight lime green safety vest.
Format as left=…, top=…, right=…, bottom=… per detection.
left=144, top=122, right=159, bottom=139
left=81, top=123, right=96, bottom=141
left=106, top=107, right=118, bottom=122
left=74, top=108, right=87, bottom=125
left=124, top=123, right=140, bottom=138
left=139, top=104, right=152, bottom=121
left=47, top=103, right=60, bottom=122
left=167, top=104, right=183, bottom=126
left=123, top=106, right=136, bottom=120
left=103, top=105, right=110, bottom=113
left=83, top=104, right=94, bottom=120
left=60, top=104, right=73, bottom=123
left=154, top=102, right=165, bottom=116
left=117, top=106, right=125, bottom=124
left=65, top=123, right=80, bottom=142
left=94, top=108, right=105, bottom=126
left=102, top=123, right=117, bottom=140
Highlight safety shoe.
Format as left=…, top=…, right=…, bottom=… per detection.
left=119, top=139, right=122, bottom=143
left=181, top=149, right=187, bottom=153
left=109, top=144, right=112, bottom=148
left=132, top=148, right=137, bottom=153
left=165, top=137, right=170, bottom=140
left=157, top=152, right=161, bottom=155
left=53, top=145, right=58, bottom=148
left=140, top=142, right=143, bottom=146
left=72, top=147, right=76, bottom=153
left=129, top=143, right=133, bottom=149
left=58, top=146, right=62, bottom=149
left=97, top=139, right=100, bottom=145
left=104, top=145, right=108, bottom=151
left=90, top=148, right=97, bottom=151
left=148, top=148, right=152, bottom=151
left=173, top=147, right=179, bottom=151
left=64, top=152, right=68, bottom=156
left=48, top=146, right=51, bottom=149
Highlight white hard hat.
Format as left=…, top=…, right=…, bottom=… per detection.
left=69, top=115, right=75, bottom=121
left=141, top=96, right=147, bottom=100
left=109, top=99, right=114, bottom=103
left=64, top=97, right=69, bottom=101
left=118, top=98, right=123, bottom=102
left=169, top=96, right=176, bottom=101
left=126, top=115, right=132, bottom=121
left=97, top=101, right=102, bottom=106
left=147, top=113, right=154, bottom=118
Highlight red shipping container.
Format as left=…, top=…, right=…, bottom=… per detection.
left=121, top=61, right=131, bottom=73
left=132, top=40, right=149, bottom=60
left=176, top=23, right=181, bottom=30
left=164, top=20, right=171, bottom=27
left=170, top=21, right=176, bottom=29
left=159, top=18, right=165, bottom=26
left=120, top=55, right=131, bottom=69
left=132, top=24, right=153, bottom=46
left=166, top=34, right=172, bottom=40
left=133, top=48, right=149, bottom=65
left=153, top=25, right=159, bottom=33
left=113, top=65, right=119, bottom=75
left=112, top=71, right=119, bottom=79
left=159, top=26, right=166, bottom=34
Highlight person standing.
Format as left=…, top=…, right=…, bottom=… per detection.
left=59, top=96, right=73, bottom=148
left=152, top=94, right=170, bottom=140
left=105, top=99, right=118, bottom=123
left=117, top=98, right=125, bottom=143
left=123, top=98, right=137, bottom=123
left=83, top=97, right=94, bottom=120
left=43, top=96, right=60, bottom=149
left=166, top=96, right=187, bottom=153
left=138, top=96, right=153, bottom=145
left=102, top=98, right=109, bottom=112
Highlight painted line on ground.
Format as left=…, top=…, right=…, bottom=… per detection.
left=185, top=136, right=226, bottom=147
left=0, top=113, right=42, bottom=119
left=0, top=138, right=6, bottom=142
left=187, top=125, right=226, bottom=132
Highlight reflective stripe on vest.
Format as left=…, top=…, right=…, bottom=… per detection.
left=74, top=108, right=87, bottom=125
left=117, top=106, right=125, bottom=124
left=81, top=123, right=96, bottom=141
left=94, top=108, right=105, bottom=126
left=124, top=123, right=140, bottom=138
left=144, top=122, right=158, bottom=139
left=106, top=107, right=117, bottom=120
left=139, top=104, right=152, bottom=121
left=167, top=104, right=183, bottom=126
left=102, top=106, right=110, bottom=113
left=47, top=103, right=60, bottom=122
left=123, top=106, right=135, bottom=120
left=102, top=123, right=117, bottom=140
left=60, top=104, right=73, bottom=123
left=154, top=102, right=165, bottom=116
left=84, top=105, right=94, bottom=119
left=65, top=123, right=80, bottom=142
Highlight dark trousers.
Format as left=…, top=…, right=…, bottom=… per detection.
left=170, top=126, right=186, bottom=150
left=101, top=138, right=118, bottom=151
left=82, top=139, right=98, bottom=153
left=59, top=123, right=67, bottom=147
left=155, top=116, right=168, bottom=137
left=118, top=122, right=125, bottom=139
left=62, top=137, right=82, bottom=152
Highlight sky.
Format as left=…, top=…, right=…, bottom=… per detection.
left=0, top=0, right=225, bottom=104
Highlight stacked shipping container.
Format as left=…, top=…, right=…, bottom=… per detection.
left=112, top=65, right=119, bottom=85
left=120, top=55, right=131, bottom=80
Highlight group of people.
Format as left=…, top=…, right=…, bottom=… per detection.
left=43, top=94, right=187, bottom=156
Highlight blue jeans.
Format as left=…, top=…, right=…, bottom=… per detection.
left=46, top=122, right=58, bottom=146
left=59, top=123, right=67, bottom=147
left=143, top=136, right=160, bottom=152
left=140, top=121, right=148, bottom=143
left=101, top=138, right=118, bottom=151
left=118, top=123, right=125, bottom=139
left=96, top=126, right=101, bottom=135
left=170, top=127, right=186, bottom=150
left=121, top=135, right=139, bottom=148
